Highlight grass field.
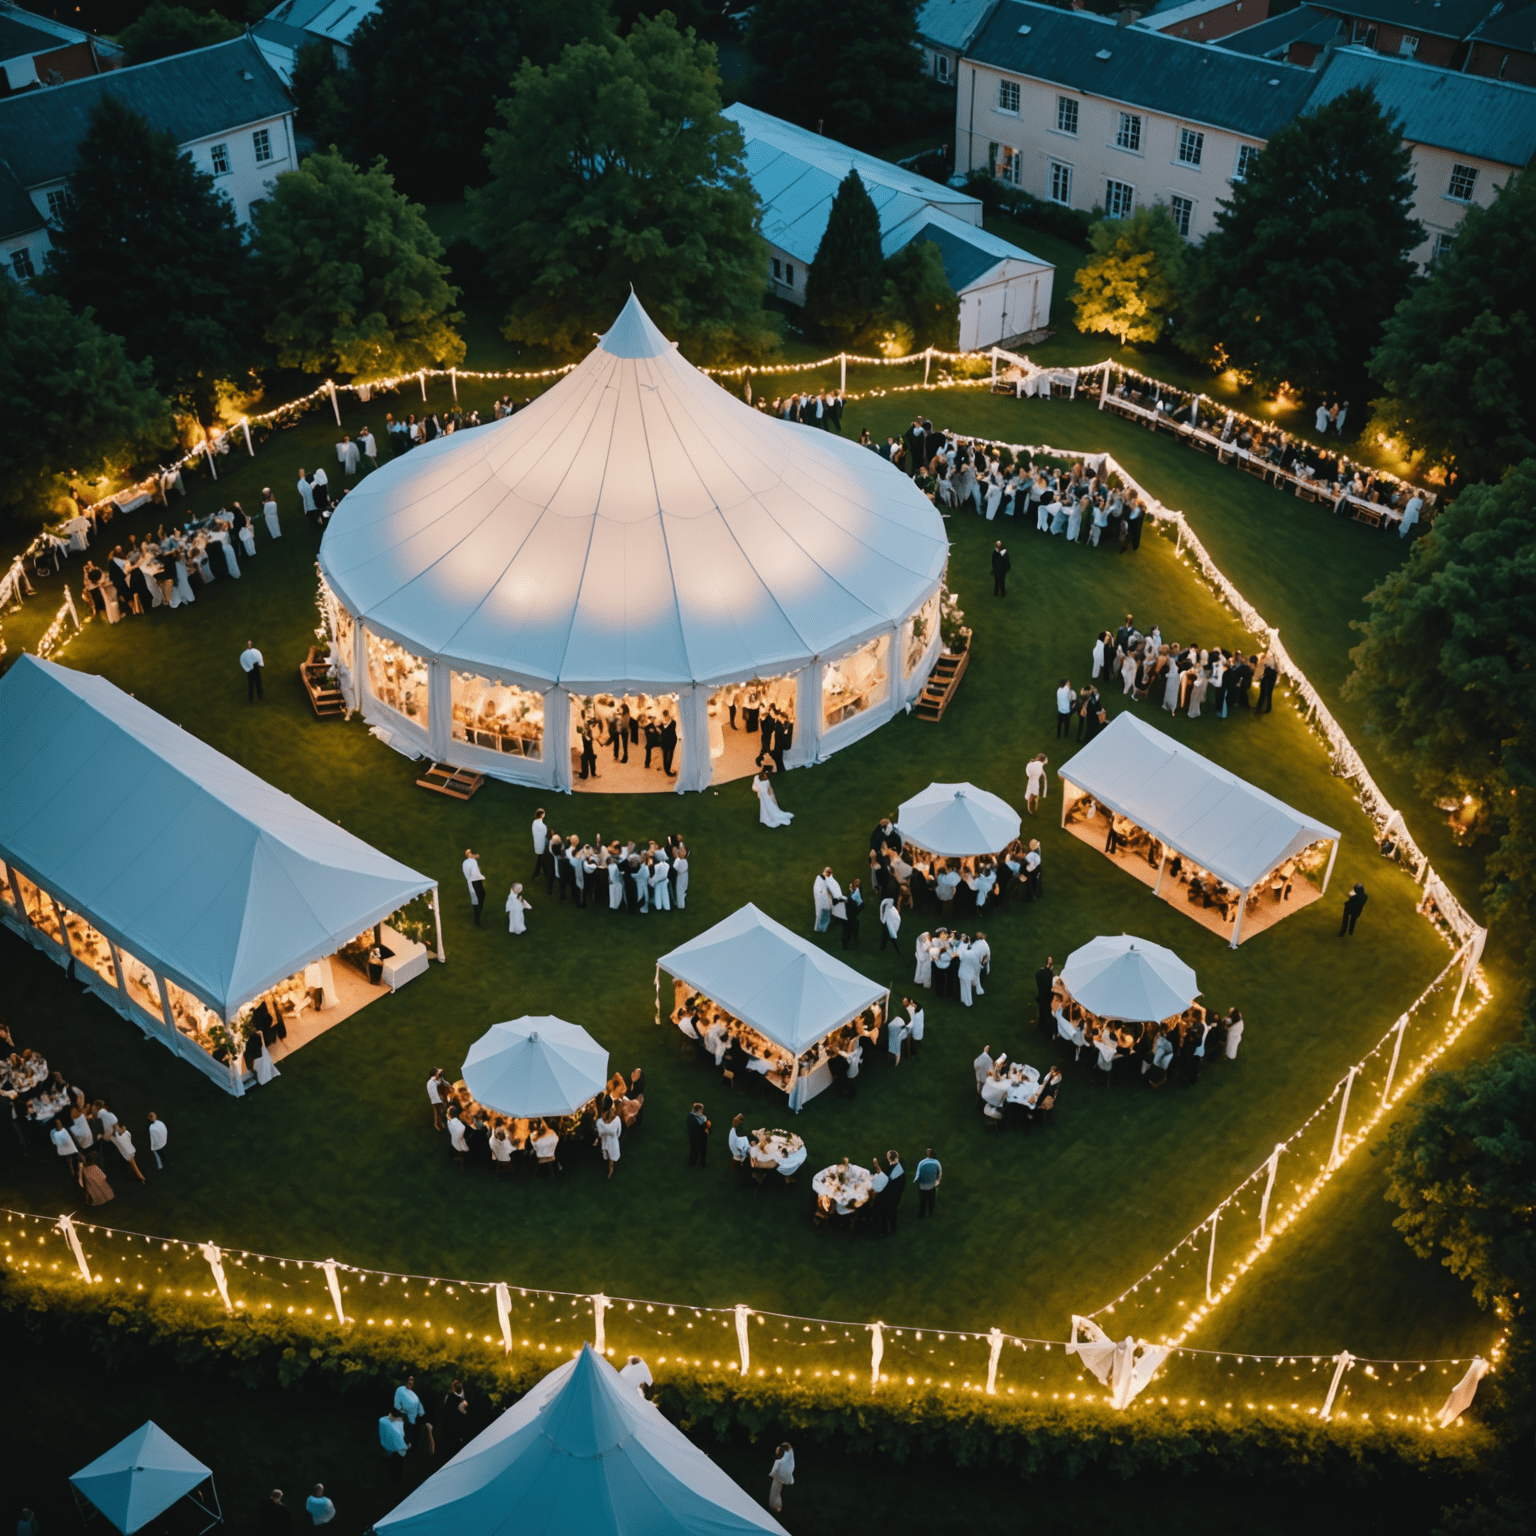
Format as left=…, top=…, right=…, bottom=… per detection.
left=0, top=366, right=1504, bottom=1382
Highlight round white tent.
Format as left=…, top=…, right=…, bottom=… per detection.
left=896, top=781, right=1021, bottom=857
left=462, top=1015, right=609, bottom=1118
left=1059, top=934, right=1198, bottom=1023
left=318, top=294, right=949, bottom=793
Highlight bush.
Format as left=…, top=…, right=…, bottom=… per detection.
left=966, top=177, right=1099, bottom=247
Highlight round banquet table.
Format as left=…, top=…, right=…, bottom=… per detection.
left=752, top=1130, right=807, bottom=1176
left=1004, top=1063, right=1045, bottom=1107
left=812, top=1163, right=874, bottom=1215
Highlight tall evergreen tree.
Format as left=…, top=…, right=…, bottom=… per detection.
left=1369, top=172, right=1536, bottom=485
left=254, top=150, right=464, bottom=381
left=803, top=171, right=885, bottom=346
left=0, top=281, right=170, bottom=526
left=469, top=14, right=778, bottom=362
left=336, top=0, right=609, bottom=198
left=1072, top=202, right=1187, bottom=346
left=745, top=0, right=926, bottom=145
left=42, top=96, right=256, bottom=424
left=1180, top=87, right=1421, bottom=396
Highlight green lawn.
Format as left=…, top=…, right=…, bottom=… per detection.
left=0, top=371, right=1500, bottom=1386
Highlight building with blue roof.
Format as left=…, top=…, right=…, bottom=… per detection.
left=725, top=101, right=1054, bottom=349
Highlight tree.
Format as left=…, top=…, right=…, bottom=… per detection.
left=1072, top=202, right=1187, bottom=346
left=745, top=0, right=926, bottom=146
left=337, top=0, right=609, bottom=198
left=470, top=14, right=779, bottom=363
left=43, top=96, right=257, bottom=425
left=0, top=281, right=170, bottom=525
left=803, top=171, right=885, bottom=346
left=289, top=41, right=349, bottom=155
left=880, top=239, right=957, bottom=352
left=1342, top=460, right=1536, bottom=916
left=1369, top=172, right=1536, bottom=486
left=1180, top=87, right=1421, bottom=396
left=254, top=150, right=464, bottom=381
left=118, top=3, right=239, bottom=65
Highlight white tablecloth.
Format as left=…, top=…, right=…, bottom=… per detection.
left=812, top=1164, right=873, bottom=1214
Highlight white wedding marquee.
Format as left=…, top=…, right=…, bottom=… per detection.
left=1059, top=713, right=1340, bottom=947
left=657, top=903, right=888, bottom=1109
left=318, top=293, right=950, bottom=793
left=374, top=1346, right=785, bottom=1536
left=0, top=656, right=438, bottom=1092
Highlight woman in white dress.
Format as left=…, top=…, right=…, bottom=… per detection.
left=608, top=859, right=625, bottom=911
left=753, top=769, right=794, bottom=828
left=672, top=849, right=689, bottom=909
left=913, top=931, right=934, bottom=989
left=1187, top=654, right=1210, bottom=718
left=1065, top=496, right=1084, bottom=543
left=984, top=473, right=1004, bottom=521
left=957, top=941, right=983, bottom=1006
left=1091, top=633, right=1106, bottom=680
left=650, top=856, right=671, bottom=911
left=1120, top=650, right=1139, bottom=696
left=506, top=883, right=530, bottom=934
left=595, top=1105, right=622, bottom=1179
left=1162, top=657, right=1182, bottom=713
left=1224, top=1009, right=1245, bottom=1059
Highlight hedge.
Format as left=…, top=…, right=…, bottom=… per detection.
left=1, top=1271, right=1488, bottom=1491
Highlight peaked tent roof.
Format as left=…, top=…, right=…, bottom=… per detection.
left=1060, top=933, right=1199, bottom=1023
left=1058, top=712, right=1339, bottom=890
left=374, top=1345, right=785, bottom=1536
left=70, top=1422, right=212, bottom=1536
left=319, top=294, right=949, bottom=693
left=0, top=656, right=434, bottom=1020
left=657, top=904, right=887, bottom=1056
left=897, top=781, right=1021, bottom=856
left=462, top=1016, right=610, bottom=1119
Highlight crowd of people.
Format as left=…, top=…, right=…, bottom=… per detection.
left=427, top=1062, right=645, bottom=1180
left=461, top=813, right=693, bottom=930
left=3, top=1023, right=168, bottom=1202
left=572, top=695, right=682, bottom=780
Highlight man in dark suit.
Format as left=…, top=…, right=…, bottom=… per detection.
left=1035, top=956, right=1056, bottom=1035
left=659, top=713, right=678, bottom=777
left=871, top=817, right=902, bottom=857
left=1339, top=882, right=1368, bottom=936
left=991, top=540, right=1011, bottom=597
left=877, top=1149, right=906, bottom=1233
left=772, top=714, right=789, bottom=774
left=1115, top=614, right=1133, bottom=655
left=579, top=721, right=599, bottom=780
left=546, top=834, right=563, bottom=896
left=643, top=716, right=660, bottom=769
left=1257, top=654, right=1279, bottom=714
left=759, top=707, right=775, bottom=765
left=687, top=1103, right=711, bottom=1166
left=614, top=704, right=631, bottom=762
left=907, top=420, right=925, bottom=476
left=1076, top=686, right=1100, bottom=744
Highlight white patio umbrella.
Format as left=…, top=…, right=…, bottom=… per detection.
left=462, top=1016, right=609, bottom=1118
left=1059, top=934, right=1198, bottom=1023
left=895, top=782, right=1021, bottom=857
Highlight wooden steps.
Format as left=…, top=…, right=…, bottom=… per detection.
left=914, top=643, right=970, bottom=721
left=300, top=646, right=346, bottom=717
left=416, top=762, right=486, bottom=801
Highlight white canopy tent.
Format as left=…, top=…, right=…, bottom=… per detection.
left=0, top=655, right=438, bottom=1091
left=1059, top=934, right=1198, bottom=1023
left=462, top=1016, right=609, bottom=1118
left=318, top=293, right=949, bottom=794
left=373, top=1345, right=784, bottom=1536
left=657, top=903, right=887, bottom=1108
left=896, top=781, right=1020, bottom=857
left=70, top=1422, right=222, bottom=1536
left=1059, top=713, right=1340, bottom=947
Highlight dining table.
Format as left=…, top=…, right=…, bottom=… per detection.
left=752, top=1129, right=808, bottom=1176
left=812, top=1162, right=874, bottom=1215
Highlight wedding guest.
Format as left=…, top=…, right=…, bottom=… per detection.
left=147, top=1111, right=168, bottom=1168
left=841, top=877, right=863, bottom=949
left=903, top=997, right=924, bottom=1058
left=596, top=1103, right=622, bottom=1178
left=1055, top=678, right=1075, bottom=738
left=305, top=1486, right=335, bottom=1526
left=973, top=1045, right=993, bottom=1102
left=439, top=1382, right=469, bottom=1457
left=379, top=1409, right=408, bottom=1484
left=1338, top=882, right=1368, bottom=937
left=1224, top=1008, right=1245, bottom=1058
left=394, top=1376, right=429, bottom=1450
left=1025, top=753, right=1048, bottom=814
left=505, top=883, right=530, bottom=934
left=462, top=848, right=486, bottom=926
left=79, top=1151, right=114, bottom=1205
left=728, top=1113, right=750, bottom=1167
left=812, top=868, right=838, bottom=932
left=110, top=1121, right=145, bottom=1183
left=768, top=1443, right=795, bottom=1515
left=878, top=896, right=900, bottom=950
left=687, top=1102, right=711, bottom=1166
left=259, top=1491, right=292, bottom=1536
left=914, top=1147, right=942, bottom=1219
left=240, top=640, right=265, bottom=702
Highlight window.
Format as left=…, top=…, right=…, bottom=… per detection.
left=10, top=247, right=35, bottom=279
left=252, top=127, right=272, bottom=163
left=785, top=263, right=795, bottom=286
left=1169, top=195, right=1193, bottom=237
left=772, top=257, right=781, bottom=279
left=45, top=188, right=71, bottom=221
left=211, top=142, right=230, bottom=176
left=998, top=78, right=1020, bottom=113
left=364, top=629, right=429, bottom=727
left=996, top=144, right=1022, bottom=187
left=451, top=671, right=543, bottom=760
left=1399, top=33, right=1419, bottom=55
left=1115, top=112, right=1141, bottom=152
left=1234, top=144, right=1259, bottom=181
left=1056, top=96, right=1079, bottom=134
left=1049, top=159, right=1073, bottom=206
left=1104, top=179, right=1135, bottom=219
left=1431, top=231, right=1455, bottom=262
left=1178, top=127, right=1204, bottom=167
left=936, top=53, right=950, bottom=82
left=1447, top=163, right=1478, bottom=201
left=823, top=634, right=890, bottom=730
left=1351, top=19, right=1377, bottom=46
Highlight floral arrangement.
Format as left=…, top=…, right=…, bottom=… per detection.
left=940, top=589, right=969, bottom=652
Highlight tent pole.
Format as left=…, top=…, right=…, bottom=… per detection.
left=1060, top=785, right=1069, bottom=830
left=431, top=885, right=446, bottom=962
left=1321, top=838, right=1339, bottom=895
left=1152, top=848, right=1168, bottom=896
left=1229, top=894, right=1246, bottom=950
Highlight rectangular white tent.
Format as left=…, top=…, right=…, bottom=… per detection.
left=0, top=655, right=439, bottom=1091
left=657, top=903, right=887, bottom=1107
left=71, top=1421, right=221, bottom=1536
left=1059, top=713, right=1340, bottom=947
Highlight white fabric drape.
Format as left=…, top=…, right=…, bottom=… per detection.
left=321, top=1258, right=346, bottom=1325
left=495, top=1283, right=514, bottom=1354
left=57, top=1214, right=93, bottom=1283
left=869, top=1321, right=884, bottom=1389
left=986, top=1328, right=1004, bottom=1395
left=200, top=1241, right=233, bottom=1312
left=735, top=1304, right=752, bottom=1377
left=547, top=688, right=573, bottom=792
left=592, top=1293, right=611, bottom=1355
left=677, top=686, right=712, bottom=793
left=1436, top=1356, right=1487, bottom=1427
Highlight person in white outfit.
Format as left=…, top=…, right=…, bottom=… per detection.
left=672, top=849, right=690, bottom=908
left=970, top=932, right=991, bottom=996
left=905, top=998, right=925, bottom=1057
left=596, top=1105, right=622, bottom=1178
left=957, top=940, right=981, bottom=1006
left=913, top=931, right=934, bottom=988
left=1025, top=753, right=1048, bottom=814
left=1121, top=650, right=1138, bottom=695
left=1399, top=493, right=1423, bottom=539
left=296, top=470, right=316, bottom=516
left=768, top=1444, right=795, bottom=1514
left=754, top=769, right=794, bottom=828
left=1224, top=1009, right=1245, bottom=1058
left=261, top=487, right=282, bottom=539
left=337, top=435, right=361, bottom=477
left=650, top=856, right=671, bottom=911
left=1091, top=633, right=1105, bottom=679
left=506, top=884, right=530, bottom=934
left=813, top=868, right=835, bottom=931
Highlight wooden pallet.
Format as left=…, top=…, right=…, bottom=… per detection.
left=300, top=646, right=346, bottom=717
left=416, top=762, right=486, bottom=801
left=914, top=644, right=970, bottom=722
